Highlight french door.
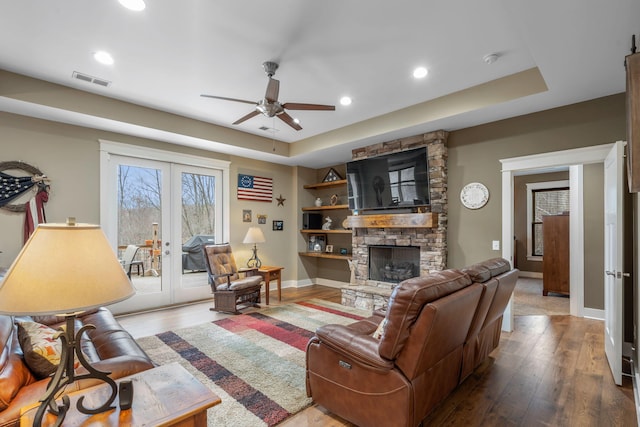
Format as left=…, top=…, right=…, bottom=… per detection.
left=100, top=142, right=229, bottom=314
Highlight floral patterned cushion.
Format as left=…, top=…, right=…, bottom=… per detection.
left=17, top=321, right=63, bottom=379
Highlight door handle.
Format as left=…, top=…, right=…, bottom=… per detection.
left=605, top=271, right=631, bottom=279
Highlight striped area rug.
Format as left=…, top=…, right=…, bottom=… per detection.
left=136, top=299, right=369, bottom=427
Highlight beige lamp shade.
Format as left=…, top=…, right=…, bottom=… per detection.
left=0, top=221, right=134, bottom=316
left=243, top=226, right=266, bottom=244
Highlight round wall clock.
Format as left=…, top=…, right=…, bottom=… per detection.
left=460, top=182, right=489, bottom=209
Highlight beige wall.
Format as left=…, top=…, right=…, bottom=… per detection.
left=0, top=112, right=299, bottom=285
left=583, top=163, right=604, bottom=309
left=1, top=92, right=628, bottom=310
left=448, top=93, right=626, bottom=310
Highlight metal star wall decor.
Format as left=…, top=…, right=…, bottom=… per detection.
left=276, top=194, right=286, bottom=206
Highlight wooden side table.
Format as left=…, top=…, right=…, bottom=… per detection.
left=258, top=265, right=284, bottom=305
left=21, top=362, right=221, bottom=427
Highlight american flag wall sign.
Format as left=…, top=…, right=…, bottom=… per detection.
left=237, top=174, right=273, bottom=202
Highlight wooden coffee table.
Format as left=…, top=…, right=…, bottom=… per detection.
left=258, top=265, right=284, bottom=305
left=20, top=362, right=221, bottom=427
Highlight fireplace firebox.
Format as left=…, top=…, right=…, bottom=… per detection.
left=369, top=245, right=420, bottom=283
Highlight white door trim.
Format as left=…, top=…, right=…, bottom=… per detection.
left=500, top=143, right=615, bottom=330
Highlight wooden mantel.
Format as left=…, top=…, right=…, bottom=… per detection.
left=346, top=212, right=438, bottom=229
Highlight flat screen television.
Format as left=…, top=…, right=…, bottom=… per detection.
left=347, top=147, right=430, bottom=211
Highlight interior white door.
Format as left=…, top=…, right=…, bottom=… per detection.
left=604, top=141, right=625, bottom=385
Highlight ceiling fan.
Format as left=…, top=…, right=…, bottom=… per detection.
left=201, top=61, right=335, bottom=131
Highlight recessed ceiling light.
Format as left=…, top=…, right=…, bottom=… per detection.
left=340, top=96, right=352, bottom=106
left=93, top=51, right=114, bottom=65
left=118, top=0, right=146, bottom=11
left=483, top=53, right=499, bottom=64
left=413, top=67, right=428, bottom=79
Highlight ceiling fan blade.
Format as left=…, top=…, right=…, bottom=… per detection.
left=277, top=112, right=302, bottom=131
left=282, top=102, right=335, bottom=111
left=233, top=110, right=260, bottom=125
left=265, top=78, right=280, bottom=102
left=201, top=94, right=256, bottom=105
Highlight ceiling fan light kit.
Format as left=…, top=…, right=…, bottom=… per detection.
left=201, top=61, right=335, bottom=131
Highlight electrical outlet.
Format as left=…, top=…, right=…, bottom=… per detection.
left=492, top=240, right=500, bottom=250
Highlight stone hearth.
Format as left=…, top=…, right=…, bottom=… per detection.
left=341, top=130, right=448, bottom=311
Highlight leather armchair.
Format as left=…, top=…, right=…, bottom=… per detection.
left=306, top=269, right=484, bottom=427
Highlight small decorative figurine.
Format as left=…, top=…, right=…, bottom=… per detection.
left=315, top=197, right=322, bottom=207
left=322, top=216, right=332, bottom=230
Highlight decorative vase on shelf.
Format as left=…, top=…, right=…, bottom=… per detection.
left=315, top=197, right=322, bottom=207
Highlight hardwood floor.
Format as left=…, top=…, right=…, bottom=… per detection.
left=116, top=285, right=636, bottom=427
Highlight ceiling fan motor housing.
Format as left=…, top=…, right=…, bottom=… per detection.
left=257, top=99, right=284, bottom=117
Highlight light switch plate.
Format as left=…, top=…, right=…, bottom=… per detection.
left=492, top=240, right=500, bottom=250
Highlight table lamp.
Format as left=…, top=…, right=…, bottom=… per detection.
left=0, top=218, right=135, bottom=426
left=243, top=226, right=266, bottom=268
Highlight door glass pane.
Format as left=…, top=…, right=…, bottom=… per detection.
left=117, top=165, right=162, bottom=294
left=180, top=172, right=216, bottom=288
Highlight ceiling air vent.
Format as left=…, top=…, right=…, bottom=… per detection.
left=259, top=126, right=279, bottom=133
left=72, top=71, right=111, bottom=87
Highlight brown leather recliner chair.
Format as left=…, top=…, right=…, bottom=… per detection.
left=460, top=258, right=518, bottom=383
left=306, top=269, right=484, bottom=427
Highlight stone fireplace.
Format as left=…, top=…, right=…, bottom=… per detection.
left=341, top=131, right=448, bottom=310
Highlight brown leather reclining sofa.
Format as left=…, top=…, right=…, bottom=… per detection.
left=0, top=307, right=154, bottom=427
left=306, top=257, right=518, bottom=427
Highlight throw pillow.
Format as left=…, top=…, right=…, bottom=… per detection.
left=17, top=321, right=63, bottom=379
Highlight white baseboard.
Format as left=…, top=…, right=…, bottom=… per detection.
left=279, top=278, right=348, bottom=289
left=518, top=271, right=543, bottom=279
left=583, top=307, right=604, bottom=320
left=277, top=279, right=313, bottom=289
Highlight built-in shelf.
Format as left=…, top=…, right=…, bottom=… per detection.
left=300, top=176, right=351, bottom=267
left=300, top=229, right=352, bottom=234
left=346, top=212, right=438, bottom=229
left=299, top=252, right=351, bottom=260
left=302, top=204, right=349, bottom=211
left=303, top=179, right=347, bottom=190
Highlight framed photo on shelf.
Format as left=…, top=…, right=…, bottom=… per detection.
left=308, top=234, right=327, bottom=252
left=325, top=244, right=334, bottom=253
